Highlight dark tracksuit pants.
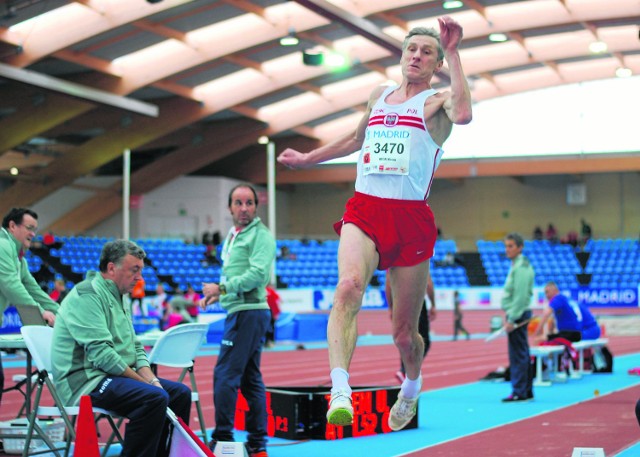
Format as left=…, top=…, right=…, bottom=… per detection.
left=507, top=310, right=533, bottom=398
left=212, top=309, right=271, bottom=451
left=90, top=376, right=191, bottom=457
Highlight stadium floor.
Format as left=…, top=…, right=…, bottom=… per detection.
left=1, top=309, right=638, bottom=456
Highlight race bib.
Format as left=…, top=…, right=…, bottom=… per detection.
left=361, top=127, right=411, bottom=175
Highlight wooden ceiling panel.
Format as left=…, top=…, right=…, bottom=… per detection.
left=0, top=0, right=637, bottom=232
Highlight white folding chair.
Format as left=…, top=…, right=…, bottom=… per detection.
left=147, top=323, right=209, bottom=439
left=20, top=325, right=123, bottom=457
left=2, top=372, right=38, bottom=418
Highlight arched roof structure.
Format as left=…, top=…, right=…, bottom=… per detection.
left=0, top=0, right=638, bottom=232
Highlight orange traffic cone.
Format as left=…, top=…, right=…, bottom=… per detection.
left=73, top=395, right=100, bottom=457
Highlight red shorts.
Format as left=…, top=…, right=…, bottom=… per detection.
left=333, top=192, right=437, bottom=270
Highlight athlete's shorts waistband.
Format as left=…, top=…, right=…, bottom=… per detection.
left=354, top=192, right=428, bottom=207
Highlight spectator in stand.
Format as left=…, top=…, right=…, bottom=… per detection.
left=41, top=231, right=62, bottom=249
left=49, top=278, right=69, bottom=304
left=564, top=230, right=579, bottom=249
left=212, top=231, right=221, bottom=248
left=164, top=298, right=193, bottom=329
left=532, top=226, right=543, bottom=241
left=435, top=251, right=455, bottom=267
left=265, top=285, right=281, bottom=348
left=580, top=219, right=592, bottom=245
left=443, top=251, right=455, bottom=266
left=148, top=283, right=169, bottom=322
left=130, top=277, right=146, bottom=316
left=545, top=224, right=558, bottom=243
left=277, top=245, right=296, bottom=261
left=202, top=231, right=212, bottom=247
left=183, top=284, right=201, bottom=320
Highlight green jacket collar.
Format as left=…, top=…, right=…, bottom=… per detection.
left=234, top=216, right=262, bottom=234
left=1, top=227, right=24, bottom=258
left=87, top=270, right=123, bottom=303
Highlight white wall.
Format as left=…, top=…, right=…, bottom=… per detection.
left=30, top=175, right=289, bottom=240
left=283, top=172, right=640, bottom=251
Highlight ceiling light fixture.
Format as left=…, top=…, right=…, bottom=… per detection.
left=279, top=28, right=299, bottom=47
left=488, top=33, right=508, bottom=43
left=324, top=52, right=347, bottom=68
left=589, top=41, right=608, bottom=54
left=442, top=1, right=464, bottom=9
left=302, top=51, right=324, bottom=66
left=615, top=67, right=632, bottom=78
left=302, top=50, right=350, bottom=71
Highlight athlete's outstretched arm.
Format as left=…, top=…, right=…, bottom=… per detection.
left=278, top=86, right=385, bottom=169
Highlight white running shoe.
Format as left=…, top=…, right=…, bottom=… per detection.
left=326, top=388, right=354, bottom=426
left=388, top=392, right=418, bottom=431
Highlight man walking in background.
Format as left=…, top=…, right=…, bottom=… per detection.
left=501, top=232, right=535, bottom=402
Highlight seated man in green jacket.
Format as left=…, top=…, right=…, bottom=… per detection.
left=0, top=208, right=59, bottom=404
left=52, top=239, right=191, bottom=457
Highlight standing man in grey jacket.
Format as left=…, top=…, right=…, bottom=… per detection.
left=0, top=208, right=58, bottom=404
left=200, top=183, right=276, bottom=457
left=501, top=232, right=535, bottom=402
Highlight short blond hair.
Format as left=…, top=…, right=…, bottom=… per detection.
left=402, top=27, right=444, bottom=61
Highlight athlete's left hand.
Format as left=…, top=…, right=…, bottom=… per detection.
left=438, top=16, right=464, bottom=53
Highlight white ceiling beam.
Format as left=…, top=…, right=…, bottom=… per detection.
left=0, top=63, right=158, bottom=117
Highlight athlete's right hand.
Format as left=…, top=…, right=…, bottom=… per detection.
left=277, top=148, right=310, bottom=169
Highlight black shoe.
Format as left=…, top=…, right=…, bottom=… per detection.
left=246, top=443, right=269, bottom=457
left=501, top=394, right=532, bottom=403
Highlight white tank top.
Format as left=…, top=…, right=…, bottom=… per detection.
left=355, top=86, right=443, bottom=201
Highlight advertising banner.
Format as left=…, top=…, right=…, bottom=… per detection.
left=572, top=287, right=639, bottom=308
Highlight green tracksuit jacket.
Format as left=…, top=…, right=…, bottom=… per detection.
left=219, top=217, right=276, bottom=314
left=51, top=271, right=150, bottom=406
left=501, top=254, right=535, bottom=323
left=0, top=228, right=58, bottom=324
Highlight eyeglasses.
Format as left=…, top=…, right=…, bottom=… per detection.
left=19, top=224, right=38, bottom=234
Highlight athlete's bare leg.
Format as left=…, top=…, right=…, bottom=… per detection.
left=328, top=223, right=379, bottom=372
left=388, top=262, right=430, bottom=381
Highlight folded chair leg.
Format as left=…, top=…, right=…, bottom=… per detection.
left=22, top=379, right=44, bottom=457
left=21, top=381, right=63, bottom=457
left=100, top=415, right=125, bottom=457
left=189, top=369, right=208, bottom=440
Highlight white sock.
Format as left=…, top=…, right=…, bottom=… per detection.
left=330, top=368, right=351, bottom=393
left=401, top=374, right=422, bottom=399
